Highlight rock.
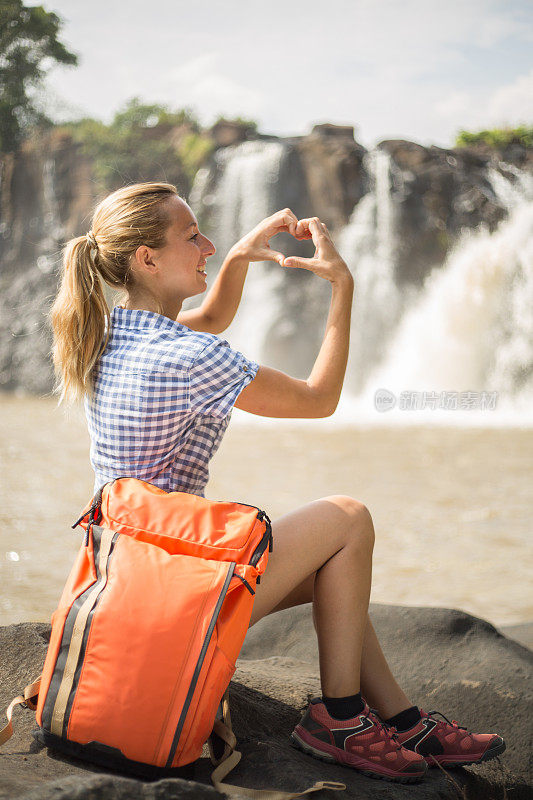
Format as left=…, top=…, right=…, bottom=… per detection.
left=1, top=604, right=531, bottom=799
left=499, top=622, right=533, bottom=651
left=294, top=128, right=368, bottom=229
left=209, top=120, right=257, bottom=148
left=311, top=124, right=356, bottom=140
left=19, top=774, right=222, bottom=800
left=376, top=138, right=518, bottom=284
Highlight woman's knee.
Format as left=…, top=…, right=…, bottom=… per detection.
left=322, top=494, right=375, bottom=551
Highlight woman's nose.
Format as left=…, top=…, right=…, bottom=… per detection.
left=202, top=235, right=216, bottom=257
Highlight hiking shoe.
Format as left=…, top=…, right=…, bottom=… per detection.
left=290, top=697, right=428, bottom=783
left=393, top=709, right=506, bottom=767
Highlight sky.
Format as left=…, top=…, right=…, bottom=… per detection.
left=32, top=0, right=533, bottom=150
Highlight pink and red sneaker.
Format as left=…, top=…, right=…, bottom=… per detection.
left=290, top=697, right=428, bottom=783
left=393, top=709, right=506, bottom=767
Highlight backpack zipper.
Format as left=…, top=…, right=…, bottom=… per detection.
left=213, top=499, right=273, bottom=565
left=72, top=484, right=274, bottom=559
left=248, top=510, right=273, bottom=564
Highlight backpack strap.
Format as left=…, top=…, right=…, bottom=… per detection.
left=0, top=675, right=41, bottom=746
left=208, top=689, right=346, bottom=799
left=2, top=678, right=345, bottom=799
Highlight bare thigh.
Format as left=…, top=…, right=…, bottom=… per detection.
left=248, top=496, right=373, bottom=627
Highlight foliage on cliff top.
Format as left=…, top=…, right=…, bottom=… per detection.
left=455, top=125, right=533, bottom=149
left=60, top=97, right=215, bottom=194
left=213, top=114, right=258, bottom=133
left=0, top=0, right=77, bottom=153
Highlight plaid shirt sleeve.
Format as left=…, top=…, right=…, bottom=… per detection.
left=188, top=338, right=260, bottom=419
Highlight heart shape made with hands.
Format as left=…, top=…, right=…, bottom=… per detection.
left=252, top=212, right=324, bottom=267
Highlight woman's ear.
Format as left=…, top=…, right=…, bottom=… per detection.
left=134, top=245, right=158, bottom=275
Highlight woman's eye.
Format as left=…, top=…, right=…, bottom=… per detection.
left=190, top=233, right=199, bottom=240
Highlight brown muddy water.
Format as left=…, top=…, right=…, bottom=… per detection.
left=1, top=395, right=531, bottom=629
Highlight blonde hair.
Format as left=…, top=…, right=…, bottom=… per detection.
left=49, top=181, right=179, bottom=405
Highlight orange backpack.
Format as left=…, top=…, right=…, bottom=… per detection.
left=1, top=477, right=345, bottom=799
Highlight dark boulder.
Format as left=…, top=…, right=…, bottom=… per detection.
left=1, top=604, right=531, bottom=799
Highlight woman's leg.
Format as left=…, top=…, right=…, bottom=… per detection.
left=248, top=495, right=373, bottom=695
left=250, top=496, right=412, bottom=719
left=271, top=578, right=411, bottom=717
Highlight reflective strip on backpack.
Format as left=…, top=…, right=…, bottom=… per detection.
left=46, top=526, right=118, bottom=736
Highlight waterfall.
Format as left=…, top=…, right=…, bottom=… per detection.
left=354, top=200, right=533, bottom=424
left=38, top=158, right=64, bottom=274
left=337, top=149, right=411, bottom=393
left=189, top=140, right=289, bottom=360
left=190, top=141, right=533, bottom=425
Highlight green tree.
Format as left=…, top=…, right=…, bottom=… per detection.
left=455, top=125, right=533, bottom=149
left=64, top=98, right=214, bottom=193
left=0, top=0, right=77, bottom=153
left=111, top=97, right=200, bottom=133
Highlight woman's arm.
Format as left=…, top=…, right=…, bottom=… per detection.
left=176, top=209, right=301, bottom=334
left=176, top=248, right=250, bottom=334
left=234, top=218, right=354, bottom=418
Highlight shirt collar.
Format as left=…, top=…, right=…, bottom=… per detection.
left=110, top=305, right=189, bottom=333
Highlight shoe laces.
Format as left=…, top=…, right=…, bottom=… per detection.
left=366, top=707, right=404, bottom=751
left=425, top=710, right=467, bottom=731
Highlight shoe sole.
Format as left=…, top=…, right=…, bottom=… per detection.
left=290, top=731, right=427, bottom=784
left=426, top=738, right=507, bottom=768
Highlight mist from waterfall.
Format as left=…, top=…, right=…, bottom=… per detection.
left=355, top=199, right=533, bottom=425
left=190, top=142, right=533, bottom=426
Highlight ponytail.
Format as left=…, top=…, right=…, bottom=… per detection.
left=48, top=181, right=179, bottom=405
left=49, top=235, right=111, bottom=405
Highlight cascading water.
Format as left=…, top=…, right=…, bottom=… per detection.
left=337, top=149, right=413, bottom=394
left=189, top=140, right=289, bottom=360
left=38, top=158, right=64, bottom=274
left=352, top=166, right=533, bottom=425
left=355, top=199, right=533, bottom=423
left=189, top=140, right=533, bottom=425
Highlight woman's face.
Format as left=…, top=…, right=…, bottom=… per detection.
left=134, top=195, right=216, bottom=305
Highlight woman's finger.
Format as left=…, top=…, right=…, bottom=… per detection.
left=258, top=246, right=286, bottom=265
left=294, top=220, right=313, bottom=240
left=269, top=208, right=298, bottom=238
left=282, top=255, right=318, bottom=270
left=285, top=210, right=299, bottom=238
left=305, top=218, right=327, bottom=252
left=296, top=217, right=326, bottom=242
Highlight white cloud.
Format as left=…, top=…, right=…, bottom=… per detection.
left=431, top=68, right=533, bottom=139
left=157, top=53, right=265, bottom=125
left=39, top=0, right=533, bottom=147
left=434, top=91, right=472, bottom=120
left=165, top=53, right=219, bottom=84
left=487, top=68, right=533, bottom=125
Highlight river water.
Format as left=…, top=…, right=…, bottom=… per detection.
left=1, top=395, right=531, bottom=629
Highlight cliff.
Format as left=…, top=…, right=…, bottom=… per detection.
left=0, top=123, right=531, bottom=394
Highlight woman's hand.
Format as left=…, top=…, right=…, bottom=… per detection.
left=283, top=217, right=352, bottom=285
left=235, top=216, right=353, bottom=419
left=230, top=208, right=308, bottom=265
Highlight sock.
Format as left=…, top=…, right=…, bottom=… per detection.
left=385, top=705, right=422, bottom=732
left=321, top=692, right=365, bottom=720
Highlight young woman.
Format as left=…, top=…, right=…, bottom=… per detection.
left=49, top=181, right=505, bottom=784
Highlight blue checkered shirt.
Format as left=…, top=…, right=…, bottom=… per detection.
left=84, top=306, right=259, bottom=497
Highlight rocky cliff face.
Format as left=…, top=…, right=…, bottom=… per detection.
left=0, top=124, right=531, bottom=395
left=0, top=131, right=98, bottom=393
